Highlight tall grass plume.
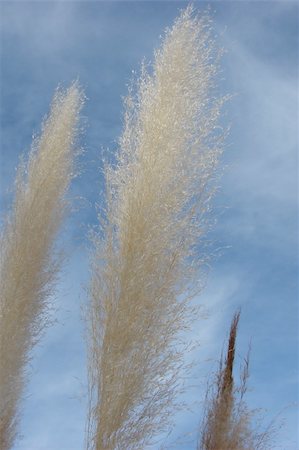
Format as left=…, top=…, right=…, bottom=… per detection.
left=0, top=83, right=83, bottom=450
left=198, top=311, right=272, bottom=450
left=86, top=7, right=226, bottom=450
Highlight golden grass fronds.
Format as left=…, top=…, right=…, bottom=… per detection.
left=86, top=7, right=226, bottom=450
left=0, top=83, right=83, bottom=450
left=198, top=311, right=272, bottom=450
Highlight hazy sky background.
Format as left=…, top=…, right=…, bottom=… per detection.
left=0, top=1, right=298, bottom=449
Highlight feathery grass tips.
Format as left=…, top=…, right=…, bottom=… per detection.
left=199, top=311, right=241, bottom=450
left=86, top=7, right=226, bottom=450
left=0, top=83, right=83, bottom=450
left=198, top=311, right=272, bottom=450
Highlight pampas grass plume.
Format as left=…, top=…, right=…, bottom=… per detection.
left=0, top=83, right=83, bottom=450
left=86, top=7, right=225, bottom=450
left=198, top=311, right=272, bottom=450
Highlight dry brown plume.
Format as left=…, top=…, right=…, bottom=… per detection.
left=199, top=311, right=241, bottom=450
left=221, top=310, right=240, bottom=399
left=86, top=6, right=226, bottom=450
left=0, top=83, right=83, bottom=450
left=198, top=311, right=272, bottom=450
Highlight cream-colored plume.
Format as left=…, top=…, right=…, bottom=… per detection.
left=0, top=83, right=83, bottom=450
left=86, top=6, right=225, bottom=450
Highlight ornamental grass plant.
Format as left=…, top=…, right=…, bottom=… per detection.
left=198, top=311, right=272, bottom=450
left=0, top=83, right=83, bottom=450
left=85, top=7, right=226, bottom=450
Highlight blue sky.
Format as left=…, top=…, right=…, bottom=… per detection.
left=0, top=1, right=298, bottom=449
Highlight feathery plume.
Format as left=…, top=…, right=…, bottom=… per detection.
left=198, top=311, right=272, bottom=450
left=199, top=311, right=242, bottom=450
left=0, top=83, right=83, bottom=450
left=86, top=6, right=225, bottom=450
